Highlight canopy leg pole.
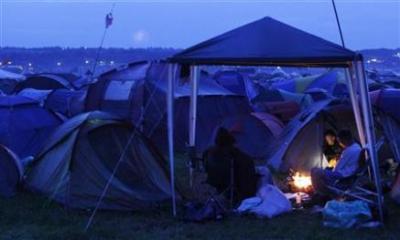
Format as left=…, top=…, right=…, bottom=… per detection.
left=188, top=65, right=200, bottom=188
left=355, top=60, right=384, bottom=222
left=347, top=64, right=371, bottom=178
left=167, top=63, right=177, bottom=216
left=346, top=65, right=366, bottom=146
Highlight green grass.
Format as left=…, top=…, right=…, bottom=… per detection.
left=1, top=155, right=400, bottom=239
left=1, top=192, right=400, bottom=240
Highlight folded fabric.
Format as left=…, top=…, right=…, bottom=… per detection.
left=323, top=200, right=372, bottom=228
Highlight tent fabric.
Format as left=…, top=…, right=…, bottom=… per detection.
left=213, top=70, right=246, bottom=95
left=169, top=17, right=358, bottom=66
left=270, top=70, right=347, bottom=97
left=17, top=89, right=85, bottom=117
left=0, top=69, right=25, bottom=81
left=370, top=89, right=400, bottom=122
left=0, top=144, right=23, bottom=197
left=251, top=88, right=313, bottom=107
left=264, top=98, right=364, bottom=172
left=18, top=88, right=52, bottom=104
left=216, top=113, right=283, bottom=159
left=45, top=89, right=86, bottom=118
left=86, top=61, right=251, bottom=152
left=26, top=111, right=176, bottom=210
left=0, top=96, right=63, bottom=158
left=266, top=100, right=395, bottom=172
left=15, top=74, right=74, bottom=92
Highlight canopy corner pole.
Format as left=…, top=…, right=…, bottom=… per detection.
left=346, top=63, right=366, bottom=146
left=188, top=65, right=200, bottom=188
left=167, top=63, right=177, bottom=217
left=355, top=60, right=384, bottom=222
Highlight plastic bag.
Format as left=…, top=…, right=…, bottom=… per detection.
left=323, top=200, right=372, bottom=228
left=251, top=185, right=292, bottom=218
left=236, top=197, right=263, bottom=213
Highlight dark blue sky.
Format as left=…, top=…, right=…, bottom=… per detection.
left=1, top=0, right=399, bottom=50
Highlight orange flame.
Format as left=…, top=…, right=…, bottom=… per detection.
left=293, top=172, right=312, bottom=190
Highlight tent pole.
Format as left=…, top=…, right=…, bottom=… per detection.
left=345, top=65, right=366, bottom=146
left=188, top=65, right=200, bottom=188
left=355, top=60, right=384, bottom=222
left=167, top=63, right=177, bottom=216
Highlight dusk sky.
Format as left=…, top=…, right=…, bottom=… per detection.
left=1, top=0, right=399, bottom=50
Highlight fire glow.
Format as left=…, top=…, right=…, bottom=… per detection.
left=293, top=172, right=312, bottom=190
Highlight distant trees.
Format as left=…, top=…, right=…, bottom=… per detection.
left=0, top=47, right=179, bottom=74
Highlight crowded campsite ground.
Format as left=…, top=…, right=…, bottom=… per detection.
left=1, top=157, right=400, bottom=240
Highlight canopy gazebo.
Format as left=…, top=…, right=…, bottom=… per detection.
left=166, top=16, right=383, bottom=220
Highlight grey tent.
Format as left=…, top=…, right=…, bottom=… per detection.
left=0, top=144, right=23, bottom=197
left=26, top=111, right=176, bottom=210
left=267, top=100, right=396, bottom=172
left=86, top=60, right=251, bottom=152
left=215, top=112, right=283, bottom=159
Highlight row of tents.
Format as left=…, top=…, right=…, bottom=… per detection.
left=1, top=16, right=400, bottom=213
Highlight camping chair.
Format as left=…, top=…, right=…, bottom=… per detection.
left=192, top=149, right=237, bottom=211
left=326, top=138, right=385, bottom=206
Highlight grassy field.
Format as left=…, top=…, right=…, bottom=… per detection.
left=1, top=192, right=400, bottom=240
left=1, top=156, right=400, bottom=240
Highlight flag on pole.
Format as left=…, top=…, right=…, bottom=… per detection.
left=105, top=13, right=113, bottom=28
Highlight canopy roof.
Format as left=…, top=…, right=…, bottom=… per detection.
left=170, top=17, right=360, bottom=67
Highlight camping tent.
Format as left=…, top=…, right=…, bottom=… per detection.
left=0, top=144, right=23, bottom=197
left=0, top=96, right=63, bottom=158
left=267, top=100, right=358, bottom=172
left=18, top=88, right=86, bottom=118
left=216, top=112, right=283, bottom=159
left=213, top=70, right=246, bottom=95
left=15, top=73, right=75, bottom=92
left=168, top=16, right=383, bottom=218
left=26, top=111, right=176, bottom=210
left=0, top=68, right=25, bottom=94
left=267, top=100, right=396, bottom=172
left=46, top=89, right=86, bottom=118
left=370, top=89, right=400, bottom=122
left=86, top=61, right=251, bottom=152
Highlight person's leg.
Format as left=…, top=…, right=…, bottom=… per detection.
left=311, top=167, right=326, bottom=194
left=311, top=168, right=341, bottom=195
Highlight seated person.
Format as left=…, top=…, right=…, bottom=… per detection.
left=311, top=129, right=362, bottom=196
left=323, top=129, right=341, bottom=168
left=203, top=127, right=257, bottom=203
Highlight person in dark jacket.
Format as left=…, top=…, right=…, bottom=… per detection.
left=204, top=127, right=257, bottom=203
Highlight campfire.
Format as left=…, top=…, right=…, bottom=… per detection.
left=288, top=171, right=313, bottom=193
left=288, top=172, right=313, bottom=208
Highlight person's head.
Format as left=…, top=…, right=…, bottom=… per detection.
left=324, top=129, right=337, bottom=146
left=215, top=127, right=236, bottom=147
left=337, top=129, right=354, bottom=148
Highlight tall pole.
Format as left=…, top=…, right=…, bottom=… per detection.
left=167, top=64, right=177, bottom=216
left=356, top=61, right=384, bottom=222
left=331, top=0, right=346, bottom=48
left=188, top=65, right=199, bottom=188
left=91, top=3, right=116, bottom=77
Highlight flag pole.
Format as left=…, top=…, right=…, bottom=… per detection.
left=90, top=3, right=116, bottom=77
